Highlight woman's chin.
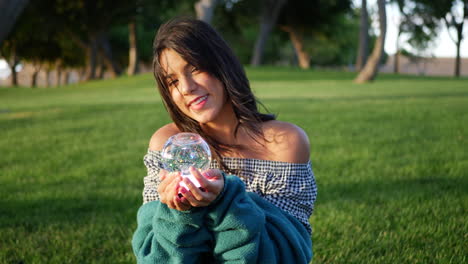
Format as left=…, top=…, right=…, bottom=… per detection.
left=192, top=115, right=213, bottom=125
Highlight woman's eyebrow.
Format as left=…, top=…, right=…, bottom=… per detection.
left=163, top=62, right=193, bottom=80
left=164, top=73, right=175, bottom=80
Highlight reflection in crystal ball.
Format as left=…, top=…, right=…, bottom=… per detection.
left=161, top=133, right=211, bottom=189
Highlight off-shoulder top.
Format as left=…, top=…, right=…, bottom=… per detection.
left=142, top=150, right=318, bottom=233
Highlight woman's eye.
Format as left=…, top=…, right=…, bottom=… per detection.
left=168, top=79, right=178, bottom=87
left=191, top=66, right=199, bottom=73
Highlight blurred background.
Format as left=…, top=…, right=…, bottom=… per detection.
left=1, top=0, right=467, bottom=87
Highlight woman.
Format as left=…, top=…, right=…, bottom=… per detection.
left=132, top=17, right=317, bottom=263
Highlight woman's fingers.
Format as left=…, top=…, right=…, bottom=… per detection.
left=159, top=169, right=168, bottom=181
left=160, top=169, right=224, bottom=209
left=181, top=187, right=211, bottom=207
left=183, top=176, right=205, bottom=201
left=157, top=170, right=170, bottom=193
left=202, top=169, right=223, bottom=180
left=158, top=171, right=181, bottom=208
left=201, top=169, right=224, bottom=196
left=188, top=167, right=208, bottom=190
left=173, top=194, right=191, bottom=211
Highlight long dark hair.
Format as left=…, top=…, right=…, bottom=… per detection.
left=153, top=17, right=275, bottom=170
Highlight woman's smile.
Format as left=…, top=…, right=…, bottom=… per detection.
left=188, top=95, right=209, bottom=110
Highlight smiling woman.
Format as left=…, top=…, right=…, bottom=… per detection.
left=132, top=17, right=317, bottom=264
left=159, top=48, right=228, bottom=125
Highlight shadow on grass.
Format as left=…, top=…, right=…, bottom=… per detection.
left=0, top=195, right=142, bottom=229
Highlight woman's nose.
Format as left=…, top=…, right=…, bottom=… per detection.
left=178, top=76, right=196, bottom=95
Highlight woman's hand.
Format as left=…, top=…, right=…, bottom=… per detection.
left=179, top=167, right=225, bottom=208
left=157, top=170, right=192, bottom=211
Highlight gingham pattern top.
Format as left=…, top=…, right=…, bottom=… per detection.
left=142, top=150, right=318, bottom=233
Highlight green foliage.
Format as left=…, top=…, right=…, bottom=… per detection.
left=278, top=0, right=352, bottom=27
left=213, top=0, right=356, bottom=66
left=305, top=12, right=360, bottom=66
left=212, top=0, right=266, bottom=64
left=106, top=0, right=197, bottom=65
left=1, top=69, right=467, bottom=263
left=1, top=1, right=63, bottom=65
left=390, top=0, right=439, bottom=57
left=1, top=0, right=369, bottom=73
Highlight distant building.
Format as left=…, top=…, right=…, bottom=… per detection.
left=380, top=55, right=468, bottom=77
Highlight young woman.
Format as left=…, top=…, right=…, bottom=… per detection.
left=132, top=17, right=317, bottom=263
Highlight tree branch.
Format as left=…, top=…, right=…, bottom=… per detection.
left=443, top=15, right=457, bottom=44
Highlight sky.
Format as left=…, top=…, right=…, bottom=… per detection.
left=355, top=0, right=468, bottom=58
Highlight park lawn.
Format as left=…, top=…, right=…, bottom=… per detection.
left=0, top=68, right=467, bottom=263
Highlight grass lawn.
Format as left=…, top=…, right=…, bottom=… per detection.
left=1, top=68, right=467, bottom=263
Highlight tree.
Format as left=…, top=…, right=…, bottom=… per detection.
left=391, top=0, right=438, bottom=73
left=47, top=0, right=143, bottom=80
left=0, top=0, right=30, bottom=45
left=0, top=0, right=64, bottom=87
left=356, top=0, right=369, bottom=71
left=277, top=0, right=352, bottom=69
left=304, top=12, right=364, bottom=67
left=415, top=0, right=467, bottom=77
left=354, top=0, right=387, bottom=83
left=127, top=18, right=139, bottom=76
left=250, top=0, right=288, bottom=66
left=211, top=0, right=266, bottom=64
left=440, top=0, right=466, bottom=77
left=0, top=40, right=19, bottom=86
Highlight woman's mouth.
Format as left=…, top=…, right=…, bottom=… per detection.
left=189, top=95, right=208, bottom=110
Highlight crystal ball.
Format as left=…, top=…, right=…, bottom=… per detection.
left=161, top=133, right=211, bottom=189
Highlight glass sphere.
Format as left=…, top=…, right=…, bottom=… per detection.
left=161, top=133, right=211, bottom=189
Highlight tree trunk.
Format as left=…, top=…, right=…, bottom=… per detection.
left=280, top=25, right=310, bottom=69
left=31, top=63, right=41, bottom=88
left=195, top=0, right=219, bottom=24
left=454, top=22, right=463, bottom=78
left=10, top=62, right=18, bottom=86
left=356, top=0, right=369, bottom=71
left=250, top=0, right=287, bottom=66
left=85, top=37, right=98, bottom=81
left=98, top=34, right=122, bottom=78
left=8, top=44, right=19, bottom=86
left=56, top=66, right=62, bottom=86
left=455, top=38, right=461, bottom=77
left=45, top=69, right=51, bottom=87
left=127, top=20, right=139, bottom=76
left=0, top=0, right=30, bottom=45
left=79, top=67, right=87, bottom=81
left=354, top=0, right=386, bottom=83
left=394, top=30, right=401, bottom=74
left=64, top=70, right=71, bottom=85
left=96, top=54, right=105, bottom=79
left=394, top=51, right=400, bottom=74
left=31, top=71, right=38, bottom=87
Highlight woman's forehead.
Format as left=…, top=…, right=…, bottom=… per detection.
left=159, top=49, right=191, bottom=76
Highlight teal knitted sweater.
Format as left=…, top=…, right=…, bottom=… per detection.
left=132, top=175, right=312, bottom=263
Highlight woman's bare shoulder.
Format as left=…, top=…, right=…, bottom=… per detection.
left=262, top=120, right=310, bottom=163
left=148, top=123, right=180, bottom=151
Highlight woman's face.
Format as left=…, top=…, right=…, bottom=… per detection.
left=159, top=48, right=230, bottom=125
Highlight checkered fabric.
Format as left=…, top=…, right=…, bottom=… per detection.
left=142, top=150, right=318, bottom=233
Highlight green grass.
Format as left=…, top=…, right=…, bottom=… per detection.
left=1, top=69, right=467, bottom=263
